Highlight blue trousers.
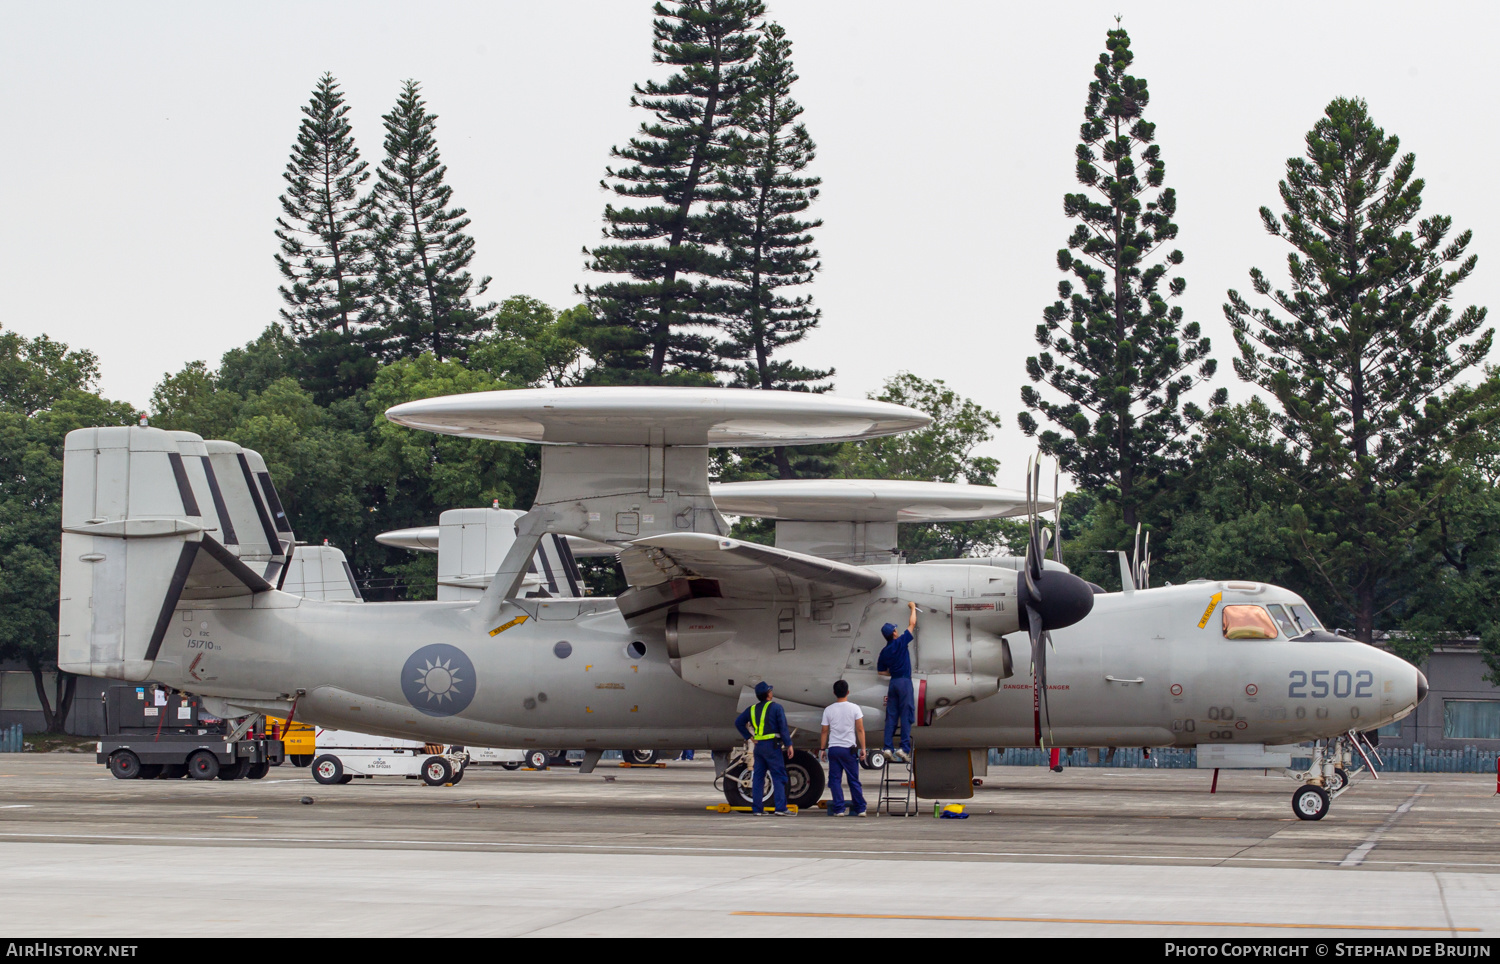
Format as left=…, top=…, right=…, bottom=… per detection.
left=826, top=746, right=866, bottom=814
left=751, top=742, right=788, bottom=813
left=884, top=677, right=914, bottom=752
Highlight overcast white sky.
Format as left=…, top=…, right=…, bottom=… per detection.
left=2, top=1, right=1496, bottom=475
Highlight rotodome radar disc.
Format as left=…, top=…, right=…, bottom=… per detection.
left=384, top=387, right=930, bottom=447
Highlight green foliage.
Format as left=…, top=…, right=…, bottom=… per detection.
left=838, top=373, right=1023, bottom=561
left=719, top=22, right=828, bottom=397
left=578, top=0, right=764, bottom=382
left=469, top=296, right=589, bottom=388
left=0, top=328, right=136, bottom=729
left=367, top=80, right=495, bottom=362
left=1020, top=25, right=1221, bottom=529
left=1224, top=97, right=1495, bottom=641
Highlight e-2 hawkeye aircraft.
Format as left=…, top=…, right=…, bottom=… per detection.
left=57, top=387, right=1425, bottom=820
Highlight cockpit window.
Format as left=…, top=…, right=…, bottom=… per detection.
left=1222, top=605, right=1278, bottom=640
left=1288, top=604, right=1321, bottom=634
left=1266, top=604, right=1298, bottom=637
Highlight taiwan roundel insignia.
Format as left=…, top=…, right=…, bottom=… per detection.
left=401, top=644, right=477, bottom=717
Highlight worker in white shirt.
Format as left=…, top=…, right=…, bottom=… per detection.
left=819, top=679, right=867, bottom=816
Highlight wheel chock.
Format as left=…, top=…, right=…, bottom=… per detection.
left=706, top=804, right=800, bottom=814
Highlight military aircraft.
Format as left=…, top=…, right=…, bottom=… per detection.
left=57, top=387, right=1425, bottom=821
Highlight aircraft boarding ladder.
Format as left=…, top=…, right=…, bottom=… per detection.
left=877, top=755, right=916, bottom=816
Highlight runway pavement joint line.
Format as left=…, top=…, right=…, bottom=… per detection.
left=1339, top=784, right=1426, bottom=868
left=730, top=911, right=1477, bottom=932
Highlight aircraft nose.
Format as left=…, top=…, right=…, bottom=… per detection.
left=1416, top=669, right=1429, bottom=705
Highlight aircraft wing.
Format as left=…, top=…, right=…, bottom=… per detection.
left=616, top=532, right=882, bottom=617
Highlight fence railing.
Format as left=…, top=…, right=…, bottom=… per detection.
left=0, top=725, right=22, bottom=753
left=988, top=744, right=1500, bottom=774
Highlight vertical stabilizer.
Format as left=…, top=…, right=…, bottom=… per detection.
left=58, top=426, right=207, bottom=681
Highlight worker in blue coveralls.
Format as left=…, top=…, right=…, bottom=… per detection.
left=877, top=601, right=918, bottom=762
left=734, top=681, right=795, bottom=816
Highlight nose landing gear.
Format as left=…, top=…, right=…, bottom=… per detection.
left=1285, top=730, right=1380, bottom=820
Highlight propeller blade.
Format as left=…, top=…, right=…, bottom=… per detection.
left=1141, top=531, right=1151, bottom=590
left=1052, top=465, right=1062, bottom=565
left=1027, top=604, right=1053, bottom=747
left=1132, top=523, right=1143, bottom=589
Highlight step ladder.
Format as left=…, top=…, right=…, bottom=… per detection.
left=878, top=754, right=916, bottom=816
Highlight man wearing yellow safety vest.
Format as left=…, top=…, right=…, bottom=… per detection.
left=734, top=681, right=794, bottom=816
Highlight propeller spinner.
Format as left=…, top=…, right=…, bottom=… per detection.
left=1018, top=457, right=1095, bottom=747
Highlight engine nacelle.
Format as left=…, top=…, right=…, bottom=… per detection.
left=663, top=611, right=739, bottom=658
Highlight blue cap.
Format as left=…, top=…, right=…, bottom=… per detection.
left=754, top=681, right=772, bottom=697
left=881, top=622, right=898, bottom=639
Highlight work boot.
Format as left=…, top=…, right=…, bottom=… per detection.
left=773, top=809, right=796, bottom=817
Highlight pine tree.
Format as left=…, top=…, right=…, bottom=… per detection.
left=720, top=23, right=828, bottom=389
left=716, top=22, right=830, bottom=478
left=367, top=80, right=494, bottom=362
left=578, top=0, right=763, bottom=384
left=274, top=74, right=379, bottom=399
left=275, top=74, right=371, bottom=336
left=1225, top=97, right=1495, bottom=643
left=1019, top=25, right=1221, bottom=529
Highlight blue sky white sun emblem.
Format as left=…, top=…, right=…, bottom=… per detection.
left=400, top=644, right=477, bottom=717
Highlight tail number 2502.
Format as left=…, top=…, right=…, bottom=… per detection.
left=1288, top=670, right=1372, bottom=699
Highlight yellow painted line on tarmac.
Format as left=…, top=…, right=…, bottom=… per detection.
left=730, top=912, right=1477, bottom=932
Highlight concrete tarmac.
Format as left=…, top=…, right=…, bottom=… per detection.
left=2, top=755, right=1497, bottom=937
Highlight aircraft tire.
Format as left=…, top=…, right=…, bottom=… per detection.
left=246, top=761, right=271, bottom=780
left=159, top=764, right=188, bottom=779
left=290, top=755, right=313, bottom=768
left=500, top=762, right=522, bottom=771
left=187, top=750, right=220, bottom=780
left=786, top=749, right=826, bottom=810
left=527, top=750, right=550, bottom=770
left=449, top=765, right=465, bottom=785
left=107, top=751, right=142, bottom=780
left=624, top=749, right=658, bottom=766
left=421, top=756, right=454, bottom=787
left=137, top=764, right=163, bottom=779
left=311, top=754, right=345, bottom=785
left=1327, top=767, right=1348, bottom=793
left=1293, top=784, right=1330, bottom=821
left=862, top=749, right=888, bottom=770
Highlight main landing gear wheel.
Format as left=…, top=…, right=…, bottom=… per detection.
left=289, top=754, right=313, bottom=768
left=311, top=754, right=346, bottom=786
left=527, top=750, right=551, bottom=770
left=500, top=762, right=522, bottom=771
left=108, top=750, right=142, bottom=780
left=724, top=751, right=826, bottom=810
left=623, top=749, right=658, bottom=765
left=187, top=750, right=220, bottom=780
left=246, top=761, right=271, bottom=780
left=1327, top=767, right=1349, bottom=793
left=1293, top=784, right=1330, bottom=821
left=421, top=756, right=454, bottom=786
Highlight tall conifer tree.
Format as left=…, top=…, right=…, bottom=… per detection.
left=367, top=81, right=493, bottom=362
left=1019, top=26, right=1220, bottom=529
left=274, top=74, right=378, bottom=398
left=720, top=21, right=830, bottom=479
left=578, top=0, right=763, bottom=384
left=1225, top=97, right=1494, bottom=642
left=721, top=23, right=827, bottom=392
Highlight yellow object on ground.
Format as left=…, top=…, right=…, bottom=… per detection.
left=266, top=716, right=315, bottom=756
left=707, top=804, right=800, bottom=814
